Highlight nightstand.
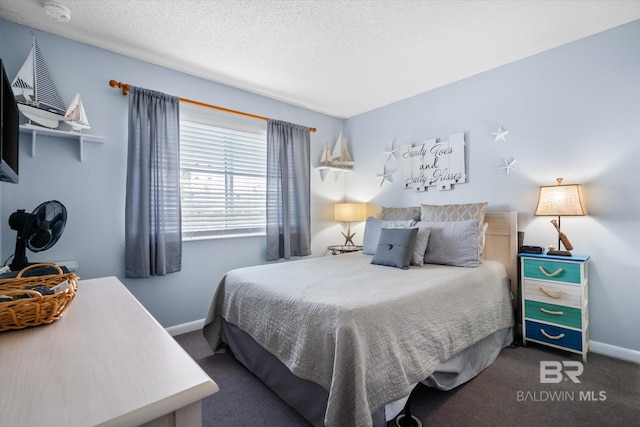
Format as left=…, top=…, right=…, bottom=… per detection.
left=520, top=253, right=590, bottom=362
left=328, top=245, right=363, bottom=255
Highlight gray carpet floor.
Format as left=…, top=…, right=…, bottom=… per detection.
left=174, top=330, right=639, bottom=426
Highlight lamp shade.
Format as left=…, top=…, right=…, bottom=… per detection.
left=334, top=203, right=366, bottom=222
left=534, top=179, right=587, bottom=216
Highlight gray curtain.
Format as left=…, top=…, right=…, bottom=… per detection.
left=125, top=86, right=182, bottom=277
left=266, top=119, right=311, bottom=261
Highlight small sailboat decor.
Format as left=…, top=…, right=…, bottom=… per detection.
left=319, top=142, right=332, bottom=167
left=64, top=93, right=90, bottom=130
left=330, top=128, right=354, bottom=168
left=12, top=35, right=90, bottom=130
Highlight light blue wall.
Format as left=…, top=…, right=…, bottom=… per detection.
left=344, top=20, right=640, bottom=352
left=2, top=18, right=638, bottom=353
left=0, top=19, right=345, bottom=328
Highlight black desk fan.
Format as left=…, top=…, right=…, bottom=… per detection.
left=8, top=200, right=67, bottom=271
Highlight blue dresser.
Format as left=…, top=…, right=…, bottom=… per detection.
left=520, top=253, right=590, bottom=362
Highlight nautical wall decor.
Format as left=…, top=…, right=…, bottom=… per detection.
left=492, top=126, right=509, bottom=142
left=377, top=166, right=393, bottom=187
left=491, top=125, right=519, bottom=177
left=318, top=128, right=354, bottom=181
left=11, top=34, right=90, bottom=130
left=399, top=132, right=466, bottom=191
left=499, top=157, right=518, bottom=175
left=382, top=141, right=398, bottom=163
left=319, top=128, right=354, bottom=169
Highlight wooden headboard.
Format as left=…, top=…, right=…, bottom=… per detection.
left=484, top=212, right=518, bottom=298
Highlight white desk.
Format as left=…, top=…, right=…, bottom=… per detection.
left=0, top=276, right=218, bottom=426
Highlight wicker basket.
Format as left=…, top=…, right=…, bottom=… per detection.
left=0, top=263, right=79, bottom=331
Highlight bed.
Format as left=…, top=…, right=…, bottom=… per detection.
left=203, top=209, right=518, bottom=427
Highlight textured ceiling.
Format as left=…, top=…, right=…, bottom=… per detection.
left=1, top=0, right=639, bottom=118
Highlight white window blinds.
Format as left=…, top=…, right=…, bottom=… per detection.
left=180, top=113, right=267, bottom=239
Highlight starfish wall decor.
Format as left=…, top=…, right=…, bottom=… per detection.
left=492, top=126, right=509, bottom=142
left=382, top=141, right=398, bottom=163
left=377, top=167, right=393, bottom=187
left=499, top=157, right=518, bottom=176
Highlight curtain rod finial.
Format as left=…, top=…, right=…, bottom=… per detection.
left=109, top=80, right=130, bottom=96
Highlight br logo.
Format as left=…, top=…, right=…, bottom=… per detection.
left=540, top=361, right=584, bottom=384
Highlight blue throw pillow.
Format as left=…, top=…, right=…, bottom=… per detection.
left=371, top=227, right=418, bottom=270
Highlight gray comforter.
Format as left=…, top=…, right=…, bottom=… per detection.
left=203, top=253, right=513, bottom=426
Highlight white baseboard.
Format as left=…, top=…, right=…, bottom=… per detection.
left=590, top=340, right=640, bottom=364
left=166, top=318, right=205, bottom=337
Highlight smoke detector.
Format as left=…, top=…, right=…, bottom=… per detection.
left=44, top=1, right=71, bottom=23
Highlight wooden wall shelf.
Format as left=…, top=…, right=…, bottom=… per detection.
left=19, top=124, right=106, bottom=162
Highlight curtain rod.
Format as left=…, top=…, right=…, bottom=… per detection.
left=108, top=80, right=316, bottom=133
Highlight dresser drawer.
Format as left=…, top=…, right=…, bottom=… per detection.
left=524, top=300, right=582, bottom=328
left=525, top=320, right=583, bottom=352
left=523, top=279, right=581, bottom=308
left=523, top=258, right=582, bottom=284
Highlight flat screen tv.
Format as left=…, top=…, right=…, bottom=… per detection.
left=1, top=58, right=19, bottom=184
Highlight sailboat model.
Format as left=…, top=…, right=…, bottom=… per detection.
left=330, top=129, right=354, bottom=168
left=12, top=36, right=67, bottom=128
left=319, top=142, right=332, bottom=167
left=64, top=93, right=91, bottom=131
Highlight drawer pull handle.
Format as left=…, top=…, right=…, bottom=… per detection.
left=539, top=266, right=564, bottom=277
left=540, top=329, right=565, bottom=340
left=540, top=307, right=564, bottom=316
left=540, top=287, right=564, bottom=299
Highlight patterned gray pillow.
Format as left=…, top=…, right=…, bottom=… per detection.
left=379, top=206, right=421, bottom=221
left=420, top=202, right=487, bottom=223
left=371, top=228, right=418, bottom=270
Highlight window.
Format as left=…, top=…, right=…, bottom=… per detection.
left=179, top=108, right=267, bottom=240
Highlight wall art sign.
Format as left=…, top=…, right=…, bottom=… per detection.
left=399, top=132, right=466, bottom=191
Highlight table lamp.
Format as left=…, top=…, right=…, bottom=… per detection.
left=334, top=203, right=366, bottom=246
left=534, top=178, right=587, bottom=256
